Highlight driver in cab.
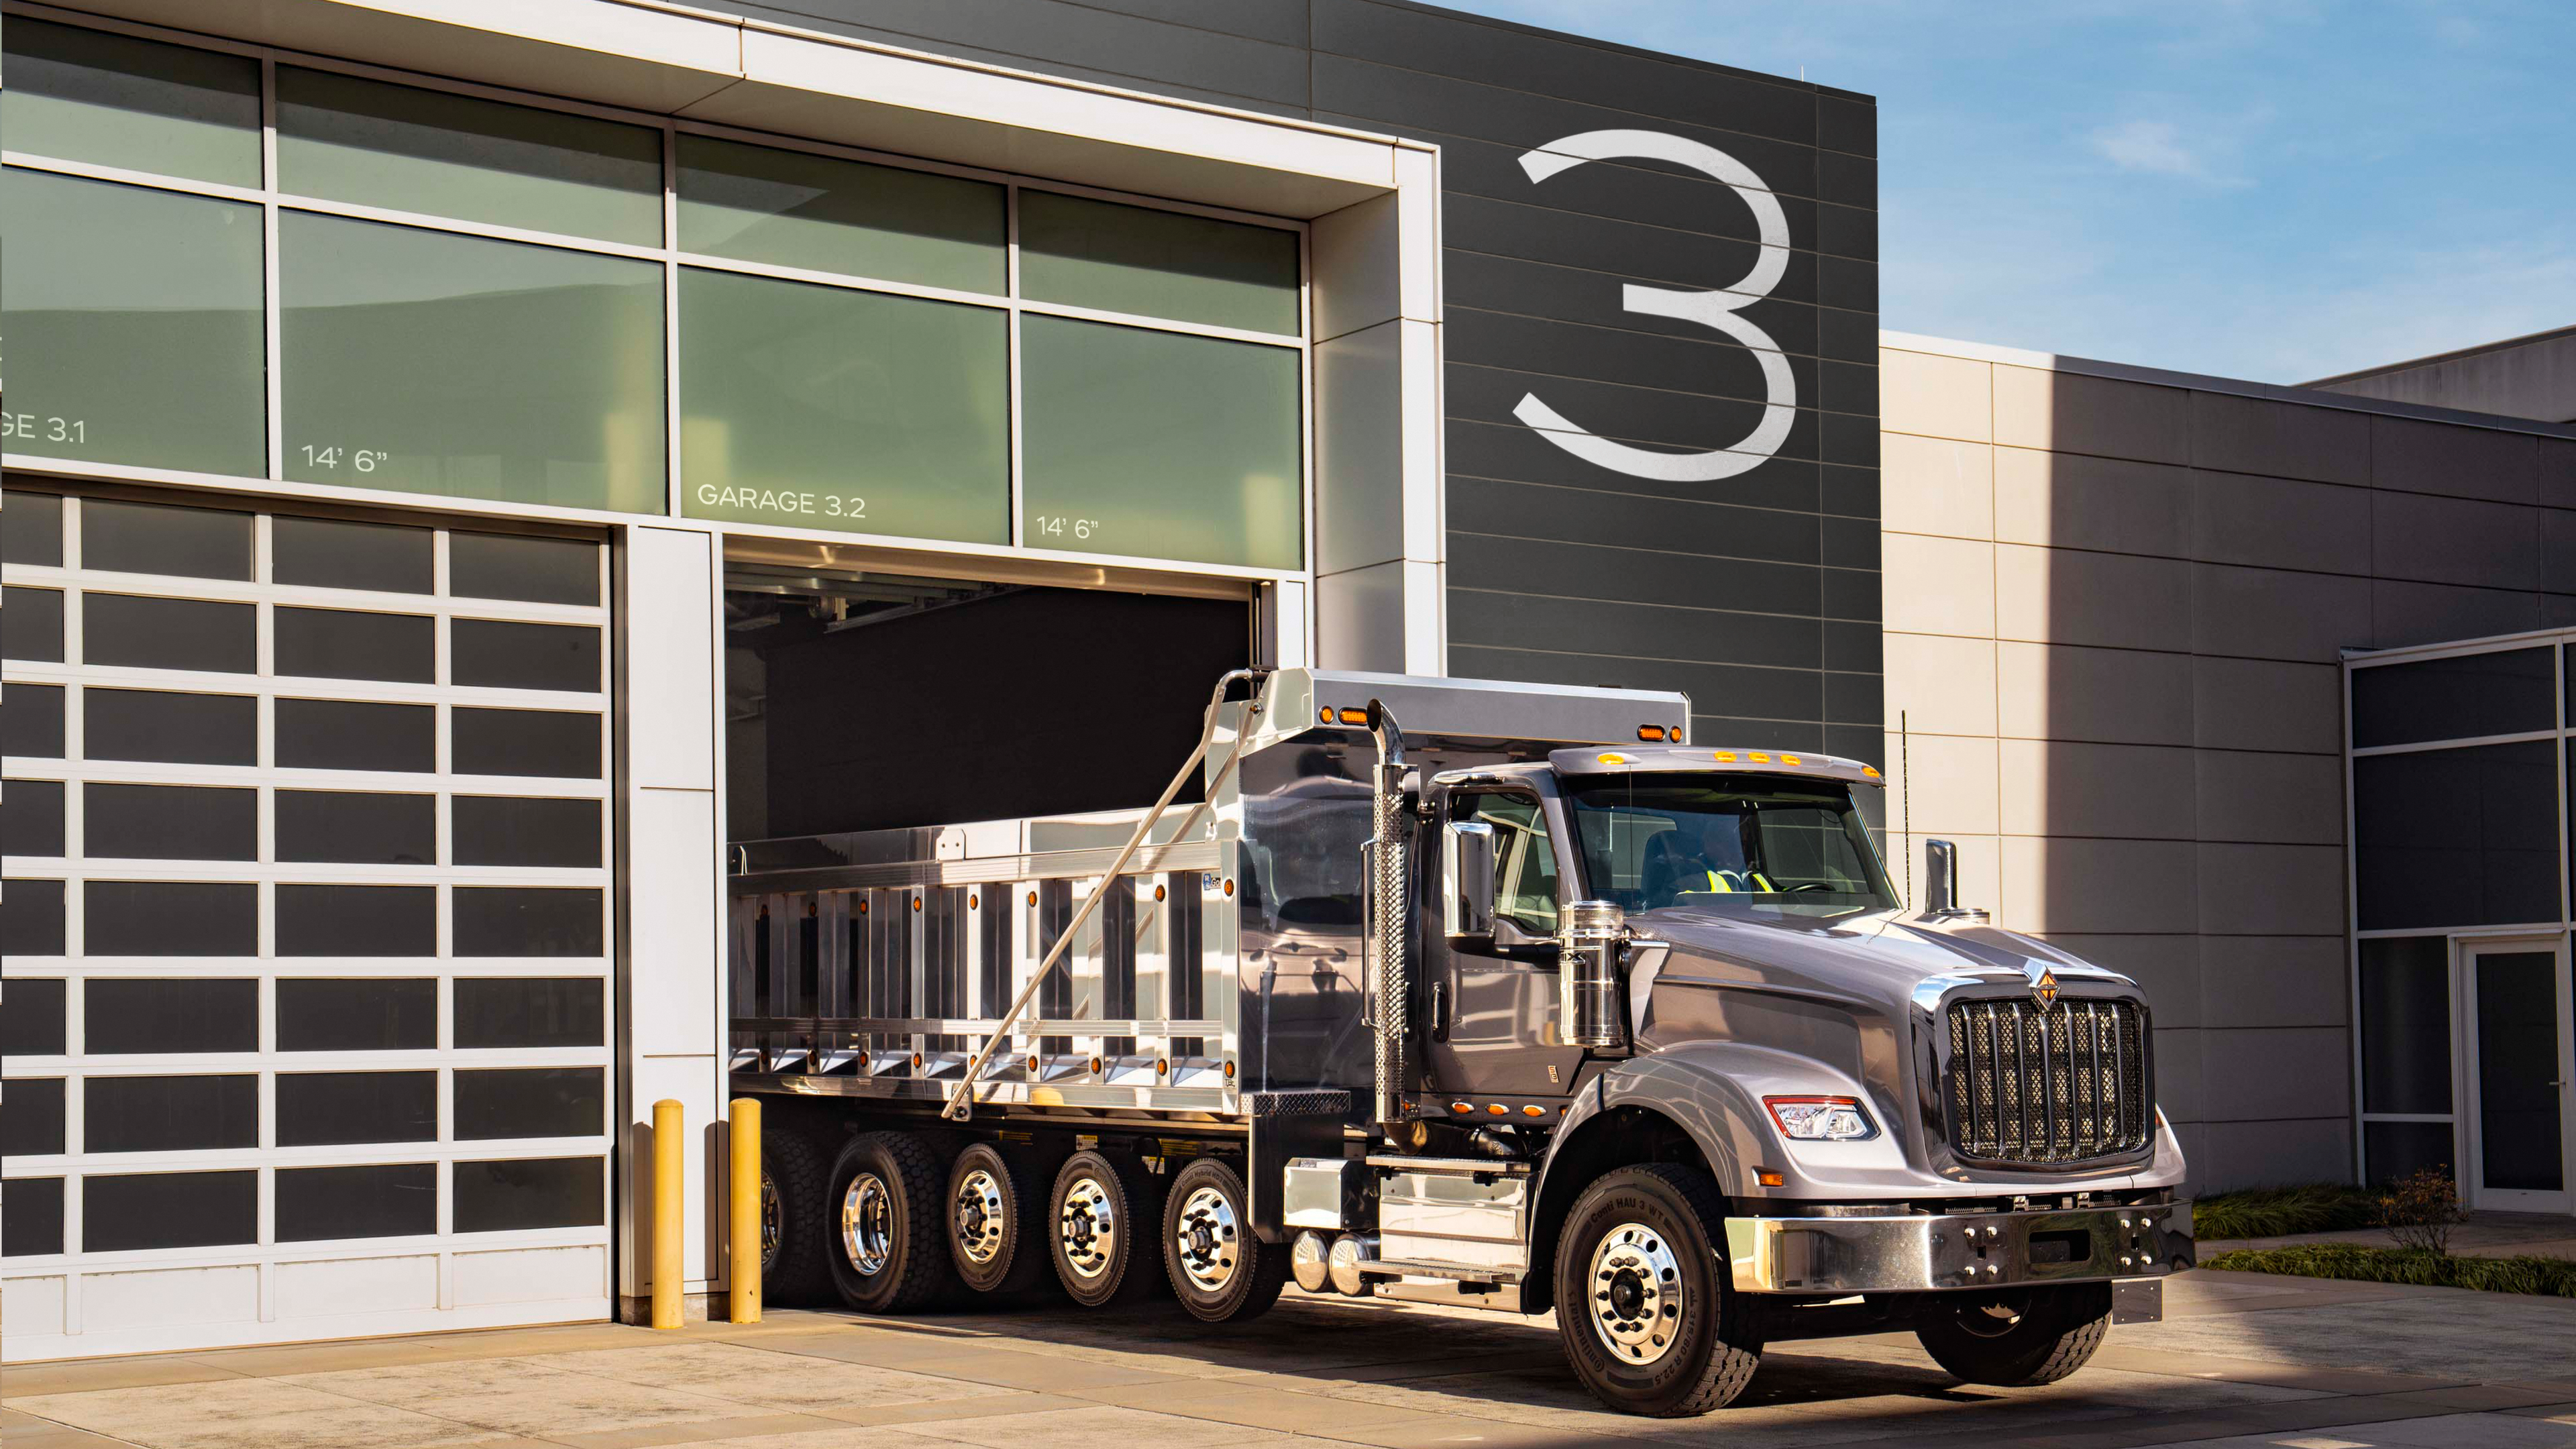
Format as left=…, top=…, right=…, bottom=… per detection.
left=1640, top=816, right=1774, bottom=907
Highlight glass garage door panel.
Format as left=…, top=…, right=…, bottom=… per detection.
left=1019, top=314, right=1302, bottom=570
left=678, top=268, right=1009, bottom=543
left=0, top=489, right=613, bottom=1353
left=279, top=211, right=665, bottom=513
left=0, top=169, right=267, bottom=478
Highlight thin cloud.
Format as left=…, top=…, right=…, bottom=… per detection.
left=2090, top=119, right=2243, bottom=184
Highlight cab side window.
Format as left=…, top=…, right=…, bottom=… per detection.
left=1465, top=793, right=1558, bottom=935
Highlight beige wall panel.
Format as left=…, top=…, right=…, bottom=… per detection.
left=1999, top=738, right=2196, bottom=841
left=1882, top=830, right=2002, bottom=919
left=1999, top=835, right=2198, bottom=934
left=2194, top=749, right=2343, bottom=846
left=2188, top=391, right=2369, bottom=486
left=1992, top=364, right=2190, bottom=464
left=2371, top=578, right=2541, bottom=651
left=1997, top=640, right=2194, bottom=747
left=2192, top=656, right=2343, bottom=755
left=2191, top=471, right=2371, bottom=575
left=2198, top=842, right=2346, bottom=936
left=1993, top=447, right=2191, bottom=557
left=2036, top=933, right=2202, bottom=1030
left=2199, top=935, right=2347, bottom=1030
left=2151, top=1027, right=2205, bottom=1124
left=1993, top=543, right=2193, bottom=653
left=1883, top=730, right=2000, bottom=837
left=2189, top=561, right=2373, bottom=662
left=1882, top=433, right=1994, bottom=540
left=2199, top=1026, right=2351, bottom=1121
left=1881, top=347, right=1993, bottom=443
left=2371, top=413, right=2542, bottom=505
left=1882, top=532, right=1995, bottom=638
left=2198, top=1118, right=2353, bottom=1190
left=1884, top=630, right=1998, bottom=737
left=2370, top=488, right=2541, bottom=592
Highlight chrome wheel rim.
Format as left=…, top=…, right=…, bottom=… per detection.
left=954, top=1167, right=1008, bottom=1266
left=760, top=1171, right=784, bottom=1273
left=841, top=1171, right=893, bottom=1277
left=1588, top=1221, right=1684, bottom=1365
left=1058, top=1174, right=1118, bottom=1280
left=1171, top=1183, right=1240, bottom=1293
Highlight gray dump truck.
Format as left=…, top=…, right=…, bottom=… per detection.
left=729, top=667, right=2192, bottom=1416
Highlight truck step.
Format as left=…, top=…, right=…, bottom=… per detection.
left=1363, top=1153, right=1532, bottom=1177
left=1355, top=1256, right=1524, bottom=1285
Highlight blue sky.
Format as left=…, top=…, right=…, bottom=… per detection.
left=1433, top=0, right=2576, bottom=383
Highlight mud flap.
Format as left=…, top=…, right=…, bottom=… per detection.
left=1246, top=1090, right=1350, bottom=1243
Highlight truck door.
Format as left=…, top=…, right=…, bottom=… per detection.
left=1421, top=790, right=1584, bottom=1097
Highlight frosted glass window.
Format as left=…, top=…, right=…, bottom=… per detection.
left=679, top=269, right=1008, bottom=543
left=676, top=134, right=1005, bottom=294
left=1020, top=190, right=1299, bottom=335
left=276, top=66, right=661, bottom=244
left=1020, top=316, right=1301, bottom=570
left=280, top=213, right=665, bottom=513
left=0, top=170, right=266, bottom=477
left=1, top=19, right=260, bottom=186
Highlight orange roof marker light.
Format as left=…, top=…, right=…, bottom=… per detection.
left=1747, top=751, right=1771, bottom=764
left=1712, top=751, right=1737, bottom=763
left=1637, top=724, right=1668, bottom=741
left=1781, top=755, right=1802, bottom=765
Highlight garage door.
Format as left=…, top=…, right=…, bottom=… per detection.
left=1, top=484, right=614, bottom=1359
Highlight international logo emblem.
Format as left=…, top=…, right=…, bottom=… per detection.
left=2031, top=968, right=2060, bottom=1007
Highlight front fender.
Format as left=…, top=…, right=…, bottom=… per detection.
left=1545, top=1040, right=1869, bottom=1210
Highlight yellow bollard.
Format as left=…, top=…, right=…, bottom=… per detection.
left=652, top=1098, right=684, bottom=1330
left=730, top=1097, right=762, bottom=1324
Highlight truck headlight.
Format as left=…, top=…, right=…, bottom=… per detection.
left=1764, top=1095, right=1877, bottom=1142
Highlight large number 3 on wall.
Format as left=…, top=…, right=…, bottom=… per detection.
left=1513, top=129, right=1794, bottom=482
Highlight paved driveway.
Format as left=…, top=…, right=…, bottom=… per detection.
left=6, top=1270, right=2573, bottom=1449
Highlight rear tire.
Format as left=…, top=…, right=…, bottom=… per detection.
left=947, top=1141, right=1049, bottom=1296
left=1552, top=1164, right=1763, bottom=1417
left=760, top=1118, right=834, bottom=1307
left=1048, top=1149, right=1167, bottom=1307
left=1915, top=1284, right=2110, bottom=1385
left=822, top=1131, right=955, bottom=1315
left=1162, top=1157, right=1289, bottom=1323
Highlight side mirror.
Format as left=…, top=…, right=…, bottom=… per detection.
left=1922, top=839, right=1989, bottom=922
left=1444, top=820, right=1496, bottom=939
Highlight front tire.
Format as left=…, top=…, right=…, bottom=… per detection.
left=1048, top=1149, right=1166, bottom=1307
left=1552, top=1165, right=1763, bottom=1417
left=1162, top=1157, right=1289, bottom=1323
left=822, top=1131, right=955, bottom=1314
left=1915, top=1284, right=2110, bottom=1385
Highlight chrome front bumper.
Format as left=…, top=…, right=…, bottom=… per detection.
left=1723, top=1202, right=2192, bottom=1295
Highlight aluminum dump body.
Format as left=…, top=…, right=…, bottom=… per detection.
left=724, top=669, right=1688, bottom=1118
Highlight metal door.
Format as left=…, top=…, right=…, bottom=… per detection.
left=2460, top=938, right=2575, bottom=1215
left=1421, top=791, right=1581, bottom=1097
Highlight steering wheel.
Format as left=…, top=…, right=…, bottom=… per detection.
left=1787, top=881, right=1835, bottom=894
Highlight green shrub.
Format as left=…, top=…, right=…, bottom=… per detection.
left=2203, top=1244, right=2576, bottom=1297
left=2191, top=1183, right=2377, bottom=1240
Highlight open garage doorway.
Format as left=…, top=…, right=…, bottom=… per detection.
left=723, top=557, right=1253, bottom=843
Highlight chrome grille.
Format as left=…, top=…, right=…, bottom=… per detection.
left=1945, top=998, right=2150, bottom=1164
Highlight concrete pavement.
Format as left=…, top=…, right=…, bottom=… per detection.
left=4, top=1269, right=2573, bottom=1449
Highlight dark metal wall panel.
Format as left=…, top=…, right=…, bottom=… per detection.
left=748, top=0, right=1880, bottom=759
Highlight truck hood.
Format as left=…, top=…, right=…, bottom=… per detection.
left=1625, top=905, right=2137, bottom=1026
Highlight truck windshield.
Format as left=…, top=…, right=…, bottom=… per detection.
left=1563, top=774, right=1896, bottom=917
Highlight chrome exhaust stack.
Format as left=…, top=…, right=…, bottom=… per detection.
left=1364, top=698, right=1410, bottom=1129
